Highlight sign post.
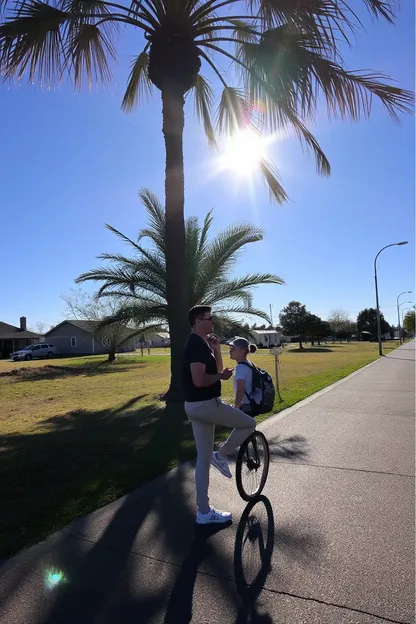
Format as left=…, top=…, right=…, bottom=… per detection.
left=270, top=347, right=283, bottom=402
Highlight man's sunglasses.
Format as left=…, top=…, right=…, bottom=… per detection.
left=198, top=316, right=213, bottom=322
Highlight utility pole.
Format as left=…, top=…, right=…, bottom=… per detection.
left=269, top=304, right=273, bottom=327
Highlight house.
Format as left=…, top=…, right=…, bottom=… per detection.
left=45, top=320, right=137, bottom=356
left=141, top=332, right=170, bottom=348
left=0, top=317, right=40, bottom=358
left=250, top=329, right=284, bottom=347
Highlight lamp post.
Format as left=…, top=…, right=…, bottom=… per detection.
left=374, top=242, right=408, bottom=356
left=397, top=292, right=412, bottom=344
left=399, top=303, right=412, bottom=342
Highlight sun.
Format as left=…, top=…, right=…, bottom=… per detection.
left=221, top=129, right=266, bottom=176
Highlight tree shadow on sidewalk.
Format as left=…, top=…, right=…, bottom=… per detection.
left=268, top=435, right=310, bottom=461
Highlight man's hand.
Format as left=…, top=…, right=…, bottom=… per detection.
left=219, top=368, right=233, bottom=380
left=207, top=334, right=220, bottom=350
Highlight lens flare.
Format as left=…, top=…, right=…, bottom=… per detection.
left=45, top=569, right=66, bottom=589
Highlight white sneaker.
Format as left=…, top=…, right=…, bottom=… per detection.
left=196, top=508, right=232, bottom=525
left=211, top=451, right=232, bottom=479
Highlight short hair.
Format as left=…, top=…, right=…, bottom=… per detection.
left=188, top=305, right=211, bottom=327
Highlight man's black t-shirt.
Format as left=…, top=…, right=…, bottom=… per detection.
left=182, top=333, right=221, bottom=402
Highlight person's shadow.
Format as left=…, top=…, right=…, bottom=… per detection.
left=234, top=496, right=274, bottom=623
left=164, top=497, right=274, bottom=624
left=164, top=521, right=232, bottom=623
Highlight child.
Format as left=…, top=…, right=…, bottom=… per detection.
left=228, top=337, right=262, bottom=413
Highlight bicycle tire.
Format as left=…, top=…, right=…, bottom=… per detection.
left=236, top=431, right=270, bottom=501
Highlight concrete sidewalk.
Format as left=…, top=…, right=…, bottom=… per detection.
left=0, top=343, right=414, bottom=624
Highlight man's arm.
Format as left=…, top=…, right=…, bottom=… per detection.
left=212, top=345, right=223, bottom=373
left=207, top=336, right=223, bottom=373
left=190, top=362, right=232, bottom=388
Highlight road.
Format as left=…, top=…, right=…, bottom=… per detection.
left=0, top=342, right=414, bottom=623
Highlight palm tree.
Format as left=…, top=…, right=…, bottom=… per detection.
left=76, top=188, right=284, bottom=363
left=1, top=0, right=412, bottom=396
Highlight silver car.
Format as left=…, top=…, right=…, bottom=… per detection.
left=12, top=344, right=56, bottom=361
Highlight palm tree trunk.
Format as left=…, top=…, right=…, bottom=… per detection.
left=162, top=88, right=190, bottom=402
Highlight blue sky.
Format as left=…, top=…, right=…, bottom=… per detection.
left=1, top=2, right=414, bottom=331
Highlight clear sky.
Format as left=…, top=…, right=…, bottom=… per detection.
left=1, top=2, right=414, bottom=331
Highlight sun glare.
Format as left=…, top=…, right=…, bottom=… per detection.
left=221, top=130, right=266, bottom=176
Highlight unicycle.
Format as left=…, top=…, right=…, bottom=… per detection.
left=236, top=430, right=270, bottom=501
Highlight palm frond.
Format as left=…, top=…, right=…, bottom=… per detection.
left=226, top=18, right=259, bottom=43
left=193, top=73, right=216, bottom=146
left=210, top=312, right=253, bottom=339
left=246, top=0, right=394, bottom=48
left=238, top=27, right=413, bottom=123
left=193, top=222, right=265, bottom=301
left=215, top=305, right=271, bottom=322
left=203, top=286, right=253, bottom=307
left=105, top=223, right=142, bottom=253
left=198, top=209, right=214, bottom=256
left=207, top=273, right=285, bottom=304
left=97, top=252, right=140, bottom=265
left=66, top=21, right=116, bottom=88
left=138, top=188, right=166, bottom=254
left=97, top=301, right=168, bottom=327
left=0, top=0, right=68, bottom=82
left=217, top=86, right=254, bottom=135
left=258, top=158, right=288, bottom=204
left=186, top=215, right=201, bottom=296
left=121, top=49, right=152, bottom=112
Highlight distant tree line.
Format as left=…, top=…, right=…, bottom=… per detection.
left=246, top=303, right=404, bottom=349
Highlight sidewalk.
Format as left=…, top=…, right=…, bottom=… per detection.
left=0, top=342, right=414, bottom=624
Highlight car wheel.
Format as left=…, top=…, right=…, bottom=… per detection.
left=47, top=352, right=53, bottom=358
left=25, top=354, right=32, bottom=361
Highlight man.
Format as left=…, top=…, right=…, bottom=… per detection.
left=183, top=306, right=256, bottom=525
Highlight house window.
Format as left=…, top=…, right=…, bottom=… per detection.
left=71, top=337, right=77, bottom=348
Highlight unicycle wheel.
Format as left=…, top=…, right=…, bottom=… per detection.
left=236, top=430, right=270, bottom=501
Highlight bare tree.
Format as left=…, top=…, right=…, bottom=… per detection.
left=328, top=309, right=357, bottom=341
left=61, top=288, right=162, bottom=362
left=31, top=321, right=47, bottom=335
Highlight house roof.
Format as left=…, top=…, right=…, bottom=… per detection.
left=45, top=320, right=141, bottom=343
left=45, top=320, right=101, bottom=335
left=251, top=329, right=280, bottom=335
left=0, top=321, right=40, bottom=340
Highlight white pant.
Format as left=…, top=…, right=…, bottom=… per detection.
left=185, top=398, right=255, bottom=511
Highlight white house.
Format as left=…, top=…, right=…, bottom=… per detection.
left=136, top=332, right=170, bottom=348
left=250, top=329, right=284, bottom=347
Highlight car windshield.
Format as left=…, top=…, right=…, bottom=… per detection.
left=22, top=346, right=33, bottom=351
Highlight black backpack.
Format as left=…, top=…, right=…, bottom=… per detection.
left=240, top=361, right=275, bottom=415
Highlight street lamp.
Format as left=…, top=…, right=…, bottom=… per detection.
left=399, top=302, right=412, bottom=342
left=397, top=291, right=412, bottom=344
left=374, top=241, right=408, bottom=356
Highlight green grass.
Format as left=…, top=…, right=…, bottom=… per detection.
left=0, top=341, right=400, bottom=556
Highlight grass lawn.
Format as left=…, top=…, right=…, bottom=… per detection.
left=0, top=340, right=400, bottom=556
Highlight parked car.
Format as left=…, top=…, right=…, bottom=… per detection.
left=11, top=344, right=56, bottom=361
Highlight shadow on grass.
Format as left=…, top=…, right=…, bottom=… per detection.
left=289, top=347, right=333, bottom=353
left=0, top=361, right=144, bottom=382
left=0, top=397, right=194, bottom=557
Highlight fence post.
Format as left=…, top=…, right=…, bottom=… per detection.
left=270, top=347, right=283, bottom=402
